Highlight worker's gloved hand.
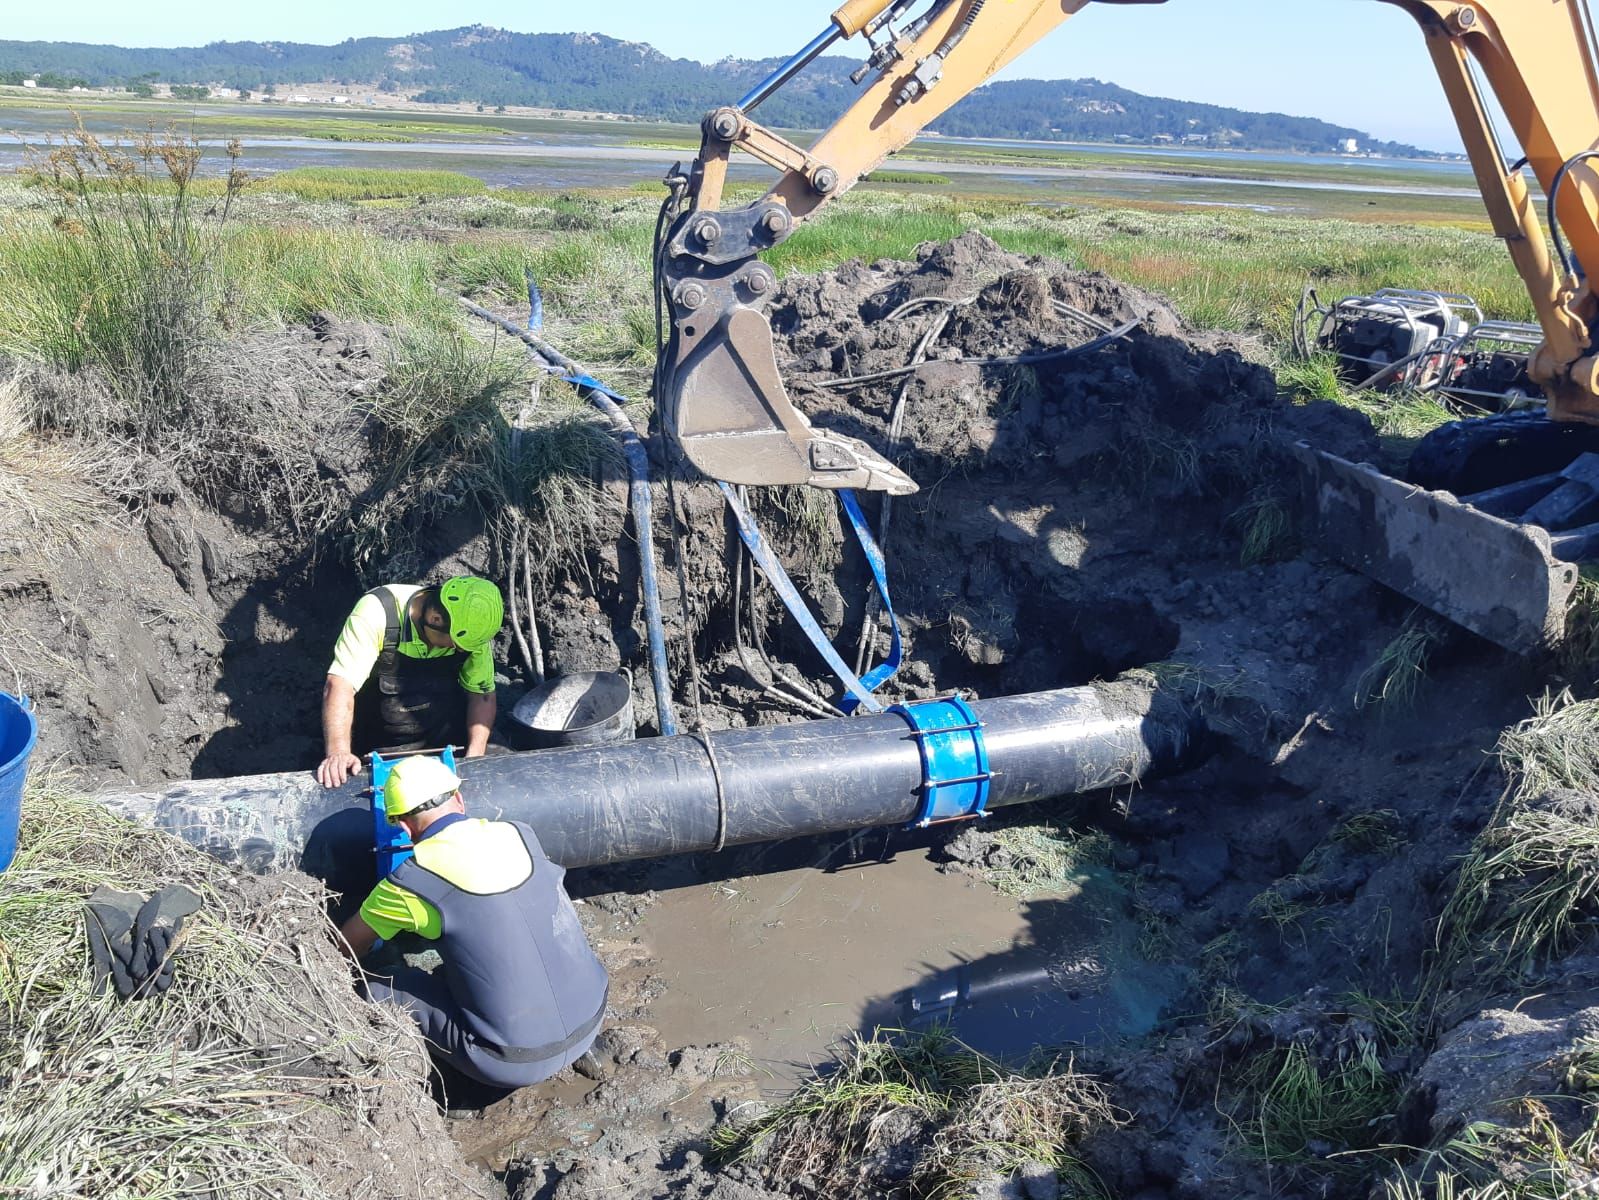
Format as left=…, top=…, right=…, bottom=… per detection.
left=84, top=884, right=202, bottom=1000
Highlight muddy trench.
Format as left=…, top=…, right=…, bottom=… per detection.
left=15, top=233, right=1585, bottom=1199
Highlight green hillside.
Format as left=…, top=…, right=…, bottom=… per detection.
left=0, top=26, right=1426, bottom=155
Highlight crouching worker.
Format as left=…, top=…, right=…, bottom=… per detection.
left=338, top=755, right=609, bottom=1088
left=318, top=577, right=504, bottom=789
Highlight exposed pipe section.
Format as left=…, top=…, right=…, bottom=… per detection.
left=97, top=678, right=1204, bottom=878
left=453, top=294, right=678, bottom=737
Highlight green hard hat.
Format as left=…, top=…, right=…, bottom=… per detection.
left=383, top=755, right=462, bottom=820
left=438, top=576, right=504, bottom=651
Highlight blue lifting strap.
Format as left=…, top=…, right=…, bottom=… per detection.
left=562, top=372, right=631, bottom=404
left=890, top=696, right=992, bottom=828
left=718, top=482, right=902, bottom=714
left=836, top=488, right=903, bottom=711
left=369, top=746, right=459, bottom=878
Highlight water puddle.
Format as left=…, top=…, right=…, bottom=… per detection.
left=633, top=840, right=1180, bottom=1083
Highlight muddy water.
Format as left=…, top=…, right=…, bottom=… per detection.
left=634, top=840, right=1180, bottom=1083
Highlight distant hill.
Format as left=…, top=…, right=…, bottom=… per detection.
left=0, top=27, right=1426, bottom=156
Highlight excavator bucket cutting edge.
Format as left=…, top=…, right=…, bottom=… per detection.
left=1292, top=443, right=1579, bottom=655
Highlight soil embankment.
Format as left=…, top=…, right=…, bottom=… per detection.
left=9, top=233, right=1593, bottom=1197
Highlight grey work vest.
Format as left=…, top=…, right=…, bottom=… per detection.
left=389, top=820, right=608, bottom=1066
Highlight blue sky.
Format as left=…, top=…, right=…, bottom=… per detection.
left=9, top=2, right=1473, bottom=151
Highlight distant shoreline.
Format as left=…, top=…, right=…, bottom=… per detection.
left=0, top=84, right=1456, bottom=162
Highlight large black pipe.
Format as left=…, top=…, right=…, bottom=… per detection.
left=98, top=679, right=1202, bottom=877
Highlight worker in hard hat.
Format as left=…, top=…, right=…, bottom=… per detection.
left=317, top=577, right=504, bottom=788
left=339, top=755, right=609, bottom=1088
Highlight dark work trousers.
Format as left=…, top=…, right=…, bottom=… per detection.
left=365, top=966, right=601, bottom=1088
left=352, top=652, right=465, bottom=755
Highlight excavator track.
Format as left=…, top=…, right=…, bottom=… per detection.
left=1408, top=409, right=1599, bottom=496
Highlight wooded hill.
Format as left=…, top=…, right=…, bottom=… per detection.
left=0, top=26, right=1426, bottom=155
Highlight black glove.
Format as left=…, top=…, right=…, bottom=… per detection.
left=84, top=884, right=202, bottom=1000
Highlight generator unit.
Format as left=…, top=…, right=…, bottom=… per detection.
left=1298, top=287, right=1482, bottom=390
left=1433, top=319, right=1544, bottom=413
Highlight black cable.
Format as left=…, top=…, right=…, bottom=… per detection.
left=1547, top=149, right=1599, bottom=280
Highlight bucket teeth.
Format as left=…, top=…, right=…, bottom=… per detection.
left=806, top=430, right=919, bottom=494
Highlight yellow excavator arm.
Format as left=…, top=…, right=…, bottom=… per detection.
left=655, top=0, right=1599, bottom=492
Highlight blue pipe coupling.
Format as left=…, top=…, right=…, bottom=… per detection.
left=891, top=695, right=993, bottom=828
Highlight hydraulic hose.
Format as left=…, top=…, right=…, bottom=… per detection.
left=453, top=295, right=678, bottom=738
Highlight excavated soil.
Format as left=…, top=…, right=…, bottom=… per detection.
left=10, top=233, right=1590, bottom=1197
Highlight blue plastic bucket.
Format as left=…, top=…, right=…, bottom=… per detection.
left=0, top=693, right=38, bottom=873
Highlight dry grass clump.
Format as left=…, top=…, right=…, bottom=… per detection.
left=349, top=326, right=620, bottom=581
left=0, top=373, right=127, bottom=551
left=712, top=1027, right=1122, bottom=1199
left=980, top=820, right=1113, bottom=898
left=1429, top=692, right=1599, bottom=1006
left=0, top=774, right=482, bottom=1198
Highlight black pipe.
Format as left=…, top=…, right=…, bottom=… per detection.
left=98, top=679, right=1202, bottom=875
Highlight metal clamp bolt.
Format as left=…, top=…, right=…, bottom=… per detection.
left=810, top=166, right=840, bottom=195
left=760, top=206, right=792, bottom=238
left=745, top=267, right=775, bottom=297
left=673, top=281, right=707, bottom=311
left=691, top=216, right=722, bottom=246
left=708, top=108, right=743, bottom=141
left=1448, top=5, right=1477, bottom=32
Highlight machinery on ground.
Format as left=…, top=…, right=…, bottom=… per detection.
left=651, top=0, right=1599, bottom=654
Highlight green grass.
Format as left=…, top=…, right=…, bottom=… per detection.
left=1226, top=485, right=1294, bottom=565
left=347, top=326, right=617, bottom=582
left=1428, top=692, right=1599, bottom=1006
left=155, top=114, right=511, bottom=143
left=711, top=1027, right=1121, bottom=1199
left=1354, top=611, right=1448, bottom=711
left=1241, top=1040, right=1398, bottom=1165
left=864, top=169, right=956, bottom=186
left=1382, top=1104, right=1599, bottom=1198
left=258, top=167, right=489, bottom=201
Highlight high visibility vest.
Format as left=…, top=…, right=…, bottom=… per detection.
left=389, top=820, right=608, bottom=1071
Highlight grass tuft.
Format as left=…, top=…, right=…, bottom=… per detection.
left=1241, top=1039, right=1398, bottom=1165
left=1226, top=485, right=1294, bottom=565
left=1355, top=611, right=1447, bottom=711
left=1429, top=692, right=1599, bottom=1005
left=712, top=1026, right=1121, bottom=1199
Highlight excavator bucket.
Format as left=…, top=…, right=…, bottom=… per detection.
left=1293, top=443, right=1579, bottom=654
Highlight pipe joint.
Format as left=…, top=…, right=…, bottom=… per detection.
left=891, top=695, right=992, bottom=827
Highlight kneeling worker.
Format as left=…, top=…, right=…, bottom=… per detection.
left=318, top=577, right=503, bottom=788
left=339, top=755, right=609, bottom=1088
